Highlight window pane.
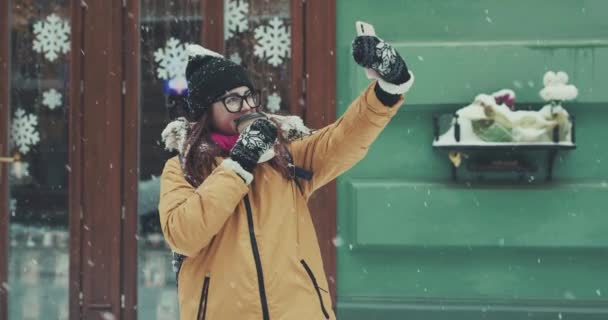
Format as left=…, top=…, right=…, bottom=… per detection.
left=8, top=1, right=71, bottom=319
left=138, top=1, right=202, bottom=319
left=224, top=0, right=292, bottom=114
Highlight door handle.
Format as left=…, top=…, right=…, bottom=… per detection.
left=0, top=156, right=15, bottom=163
left=0, top=154, right=19, bottom=163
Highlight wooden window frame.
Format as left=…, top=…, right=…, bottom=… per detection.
left=301, top=0, right=338, bottom=304
left=0, top=0, right=10, bottom=317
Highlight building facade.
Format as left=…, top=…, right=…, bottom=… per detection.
left=1, top=0, right=607, bottom=319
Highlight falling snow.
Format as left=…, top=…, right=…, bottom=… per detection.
left=332, top=236, right=344, bottom=247
left=42, top=89, right=63, bottom=110
left=11, top=108, right=40, bottom=155
left=224, top=0, right=249, bottom=40
left=563, top=291, right=576, bottom=299
left=266, top=92, right=282, bottom=113
left=254, top=17, right=291, bottom=67
left=154, top=37, right=191, bottom=80
left=33, top=14, right=70, bottom=62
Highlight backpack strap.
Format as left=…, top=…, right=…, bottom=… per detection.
left=283, top=148, right=313, bottom=195
left=172, top=252, right=185, bottom=286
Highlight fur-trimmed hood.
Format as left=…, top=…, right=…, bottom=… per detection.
left=161, top=114, right=313, bottom=155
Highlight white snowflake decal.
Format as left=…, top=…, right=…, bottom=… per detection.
left=229, top=52, right=242, bottom=65
left=154, top=38, right=191, bottom=80
left=42, top=89, right=62, bottom=110
left=10, top=198, right=17, bottom=212
left=11, top=108, right=40, bottom=155
left=266, top=92, right=281, bottom=113
left=32, top=14, right=70, bottom=62
left=254, top=17, right=291, bottom=67
left=11, top=162, right=30, bottom=180
left=224, top=0, right=249, bottom=40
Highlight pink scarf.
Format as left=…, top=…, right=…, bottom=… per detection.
left=210, top=132, right=239, bottom=152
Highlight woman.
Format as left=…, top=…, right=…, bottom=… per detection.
left=158, top=31, right=414, bottom=319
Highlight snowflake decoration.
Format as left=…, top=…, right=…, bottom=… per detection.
left=154, top=38, right=191, bottom=80
left=242, top=131, right=265, bottom=148
left=32, top=14, right=70, bottom=62
left=224, top=0, right=249, bottom=40
left=42, top=89, right=62, bottom=110
left=254, top=17, right=291, bottom=67
left=266, top=92, right=281, bottom=113
left=241, top=130, right=272, bottom=150
left=10, top=198, right=17, bottom=213
left=229, top=52, right=242, bottom=65
left=11, top=109, right=40, bottom=155
left=373, top=41, right=397, bottom=77
left=11, top=161, right=30, bottom=180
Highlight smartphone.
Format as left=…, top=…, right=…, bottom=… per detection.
left=355, top=21, right=380, bottom=79
left=356, top=21, right=376, bottom=36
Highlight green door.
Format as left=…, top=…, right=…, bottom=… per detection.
left=336, top=1, right=608, bottom=319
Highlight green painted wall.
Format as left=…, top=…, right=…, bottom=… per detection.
left=336, top=1, right=608, bottom=319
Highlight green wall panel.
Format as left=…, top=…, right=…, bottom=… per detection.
left=336, top=0, right=608, bottom=318
left=344, top=45, right=608, bottom=106
left=349, top=181, right=608, bottom=248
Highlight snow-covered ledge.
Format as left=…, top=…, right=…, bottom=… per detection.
left=432, top=71, right=578, bottom=181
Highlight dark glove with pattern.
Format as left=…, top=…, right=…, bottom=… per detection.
left=352, top=35, right=414, bottom=96
left=230, top=119, right=278, bottom=173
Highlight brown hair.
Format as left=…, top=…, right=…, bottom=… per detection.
left=183, top=112, right=294, bottom=187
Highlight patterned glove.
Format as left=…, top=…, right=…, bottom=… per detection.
left=352, top=35, right=414, bottom=95
left=230, top=119, right=278, bottom=173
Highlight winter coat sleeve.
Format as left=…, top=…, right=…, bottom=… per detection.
left=289, top=81, right=404, bottom=197
left=158, top=157, right=249, bottom=257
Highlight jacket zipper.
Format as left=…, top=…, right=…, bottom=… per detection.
left=244, top=195, right=270, bottom=320
left=301, top=260, right=330, bottom=319
left=196, top=274, right=210, bottom=320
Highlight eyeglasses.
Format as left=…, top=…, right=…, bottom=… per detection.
left=215, top=90, right=261, bottom=113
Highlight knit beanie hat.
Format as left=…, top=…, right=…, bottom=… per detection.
left=185, top=44, right=254, bottom=121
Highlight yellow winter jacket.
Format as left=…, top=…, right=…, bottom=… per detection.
left=158, top=82, right=404, bottom=319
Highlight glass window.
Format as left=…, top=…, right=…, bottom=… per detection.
left=224, top=0, right=292, bottom=114
left=7, top=1, right=71, bottom=319
left=138, top=1, right=203, bottom=319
